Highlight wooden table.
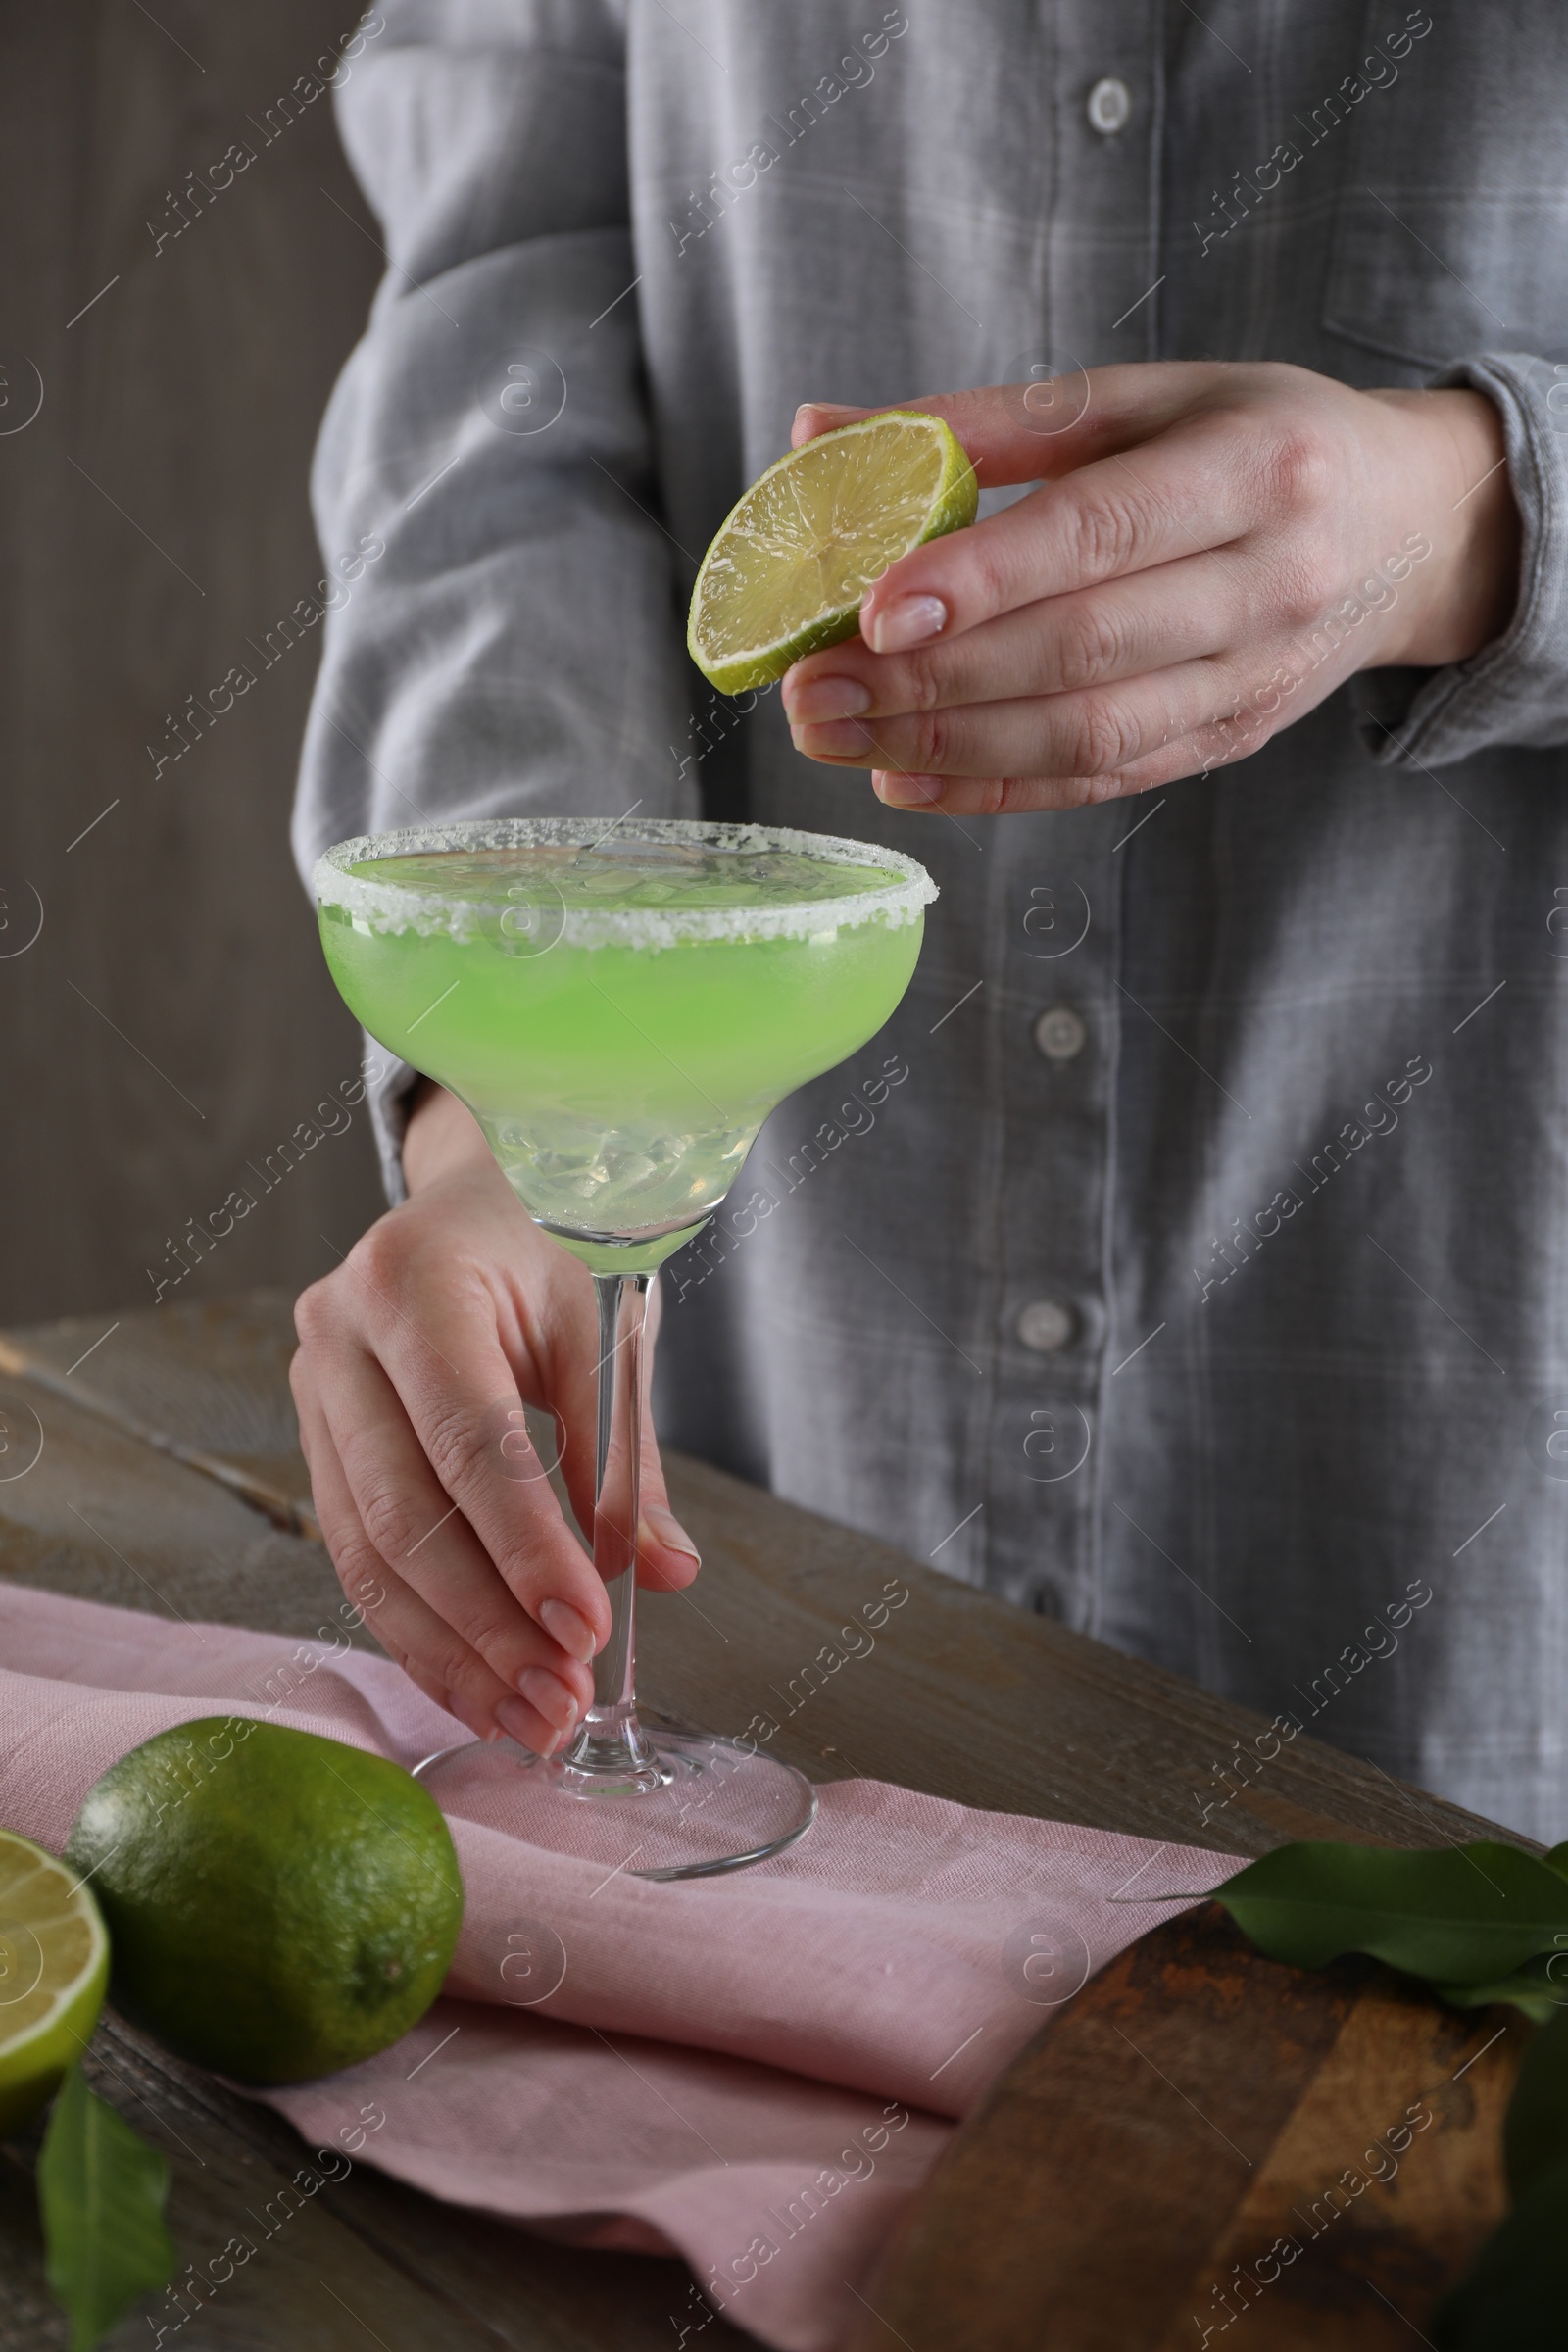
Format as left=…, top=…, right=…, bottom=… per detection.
left=0, top=1293, right=1514, bottom=2350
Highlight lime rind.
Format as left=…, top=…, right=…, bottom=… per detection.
left=687, top=410, right=979, bottom=696
left=0, top=1828, right=110, bottom=2138
left=66, top=1719, right=464, bottom=2088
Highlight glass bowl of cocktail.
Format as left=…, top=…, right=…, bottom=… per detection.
left=314, top=817, right=936, bottom=1878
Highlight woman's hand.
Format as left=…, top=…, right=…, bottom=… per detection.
left=290, top=1084, right=700, bottom=1748
left=783, top=362, right=1521, bottom=814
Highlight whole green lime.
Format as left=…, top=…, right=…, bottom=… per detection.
left=66, top=1718, right=463, bottom=2086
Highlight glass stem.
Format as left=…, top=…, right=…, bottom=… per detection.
left=560, top=1272, right=661, bottom=1786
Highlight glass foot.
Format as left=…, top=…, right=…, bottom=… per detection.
left=413, top=1714, right=817, bottom=1882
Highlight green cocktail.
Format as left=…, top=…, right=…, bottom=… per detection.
left=314, top=817, right=936, bottom=1878
left=318, top=825, right=927, bottom=1270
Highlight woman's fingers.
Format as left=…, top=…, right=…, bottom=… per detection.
left=630, top=1274, right=700, bottom=1592
left=792, top=400, right=870, bottom=446
left=869, top=741, right=1200, bottom=815
left=799, top=654, right=1257, bottom=785
left=538, top=1265, right=701, bottom=1594
left=857, top=424, right=1266, bottom=655
left=307, top=1334, right=595, bottom=1714
left=781, top=365, right=1509, bottom=812
left=311, top=1236, right=613, bottom=1648
left=785, top=550, right=1247, bottom=723
left=292, top=1362, right=578, bottom=1751
left=293, top=1133, right=706, bottom=1740
left=862, top=643, right=1347, bottom=810
left=633, top=1435, right=701, bottom=1594
left=795, top=363, right=1276, bottom=485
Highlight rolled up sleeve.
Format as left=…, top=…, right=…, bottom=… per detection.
left=1359, top=352, right=1568, bottom=769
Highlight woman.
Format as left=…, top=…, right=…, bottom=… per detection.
left=291, top=2, right=1568, bottom=1837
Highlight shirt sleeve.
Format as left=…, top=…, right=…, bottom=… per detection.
left=292, top=0, right=695, bottom=1201
left=1357, top=352, right=1568, bottom=770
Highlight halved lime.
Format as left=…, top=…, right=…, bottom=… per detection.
left=0, top=1828, right=109, bottom=2137
left=687, top=410, right=979, bottom=695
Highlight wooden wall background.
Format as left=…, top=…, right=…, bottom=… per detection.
left=0, top=3, right=388, bottom=1326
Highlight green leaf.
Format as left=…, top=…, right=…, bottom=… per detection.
left=1214, top=1841, right=1568, bottom=1984
left=37, top=2067, right=176, bottom=2351
left=1434, top=1955, right=1568, bottom=2028
left=1432, top=2157, right=1568, bottom=2348
left=1433, top=2001, right=1568, bottom=2341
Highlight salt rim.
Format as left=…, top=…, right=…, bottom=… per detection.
left=315, top=817, right=938, bottom=948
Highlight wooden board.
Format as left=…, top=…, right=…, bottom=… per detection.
left=853, top=1906, right=1526, bottom=2352
left=0, top=1292, right=1531, bottom=2349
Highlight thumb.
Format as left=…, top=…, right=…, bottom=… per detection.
left=792, top=387, right=1075, bottom=486
left=792, top=400, right=873, bottom=447
left=635, top=1428, right=701, bottom=1592
left=550, top=1312, right=700, bottom=1590
left=633, top=1272, right=700, bottom=1591
left=791, top=366, right=1224, bottom=485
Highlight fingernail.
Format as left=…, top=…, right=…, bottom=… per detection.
left=515, top=1668, right=580, bottom=1734
left=641, top=1503, right=701, bottom=1566
left=867, top=594, right=947, bottom=654
left=497, top=1698, right=573, bottom=1756
left=875, top=771, right=944, bottom=808
left=794, top=716, right=875, bottom=758
left=495, top=1696, right=537, bottom=1747
left=785, top=675, right=872, bottom=723
left=539, top=1597, right=598, bottom=1662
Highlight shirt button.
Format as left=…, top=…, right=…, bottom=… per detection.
left=1086, top=76, right=1132, bottom=135
left=1017, top=1298, right=1075, bottom=1353
left=1033, top=1005, right=1087, bottom=1062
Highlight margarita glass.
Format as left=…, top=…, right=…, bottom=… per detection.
left=315, top=816, right=935, bottom=1878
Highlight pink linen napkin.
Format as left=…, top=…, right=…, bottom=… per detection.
left=0, top=1584, right=1239, bottom=2350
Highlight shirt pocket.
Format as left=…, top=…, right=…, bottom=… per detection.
left=1319, top=3, right=1568, bottom=369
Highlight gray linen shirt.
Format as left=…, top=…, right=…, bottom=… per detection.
left=295, top=1, right=1568, bottom=1839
